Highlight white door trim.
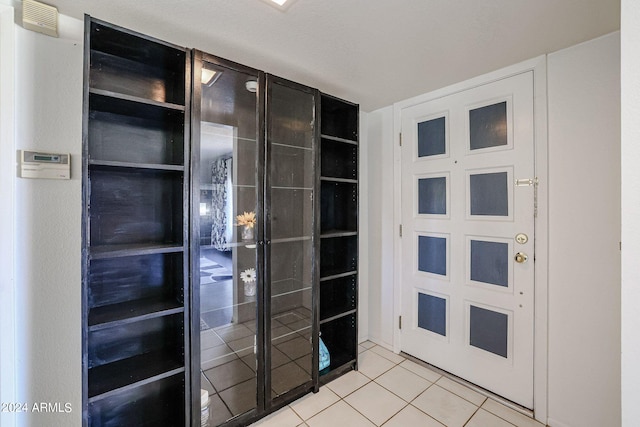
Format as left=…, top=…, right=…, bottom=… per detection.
left=392, top=55, right=548, bottom=424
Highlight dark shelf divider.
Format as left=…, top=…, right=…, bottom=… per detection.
left=87, top=313, right=184, bottom=370
left=88, top=373, right=185, bottom=427
left=320, top=271, right=357, bottom=282
left=320, top=230, right=358, bottom=239
left=320, top=235, right=358, bottom=278
left=319, top=309, right=357, bottom=325
left=320, top=95, right=358, bottom=141
left=89, top=88, right=185, bottom=111
left=89, top=243, right=184, bottom=260
left=89, top=298, right=184, bottom=330
left=321, top=138, right=358, bottom=180
left=320, top=134, right=357, bottom=145
left=320, top=177, right=358, bottom=184
left=89, top=20, right=186, bottom=106
left=87, top=92, right=185, bottom=166
left=320, top=181, right=357, bottom=234
left=319, top=312, right=357, bottom=374
left=320, top=274, right=357, bottom=322
left=89, top=168, right=184, bottom=247
left=89, top=160, right=184, bottom=172
left=88, top=351, right=185, bottom=399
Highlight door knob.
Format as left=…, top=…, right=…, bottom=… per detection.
left=514, top=252, right=528, bottom=263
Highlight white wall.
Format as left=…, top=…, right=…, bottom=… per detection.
left=366, top=33, right=621, bottom=426
left=358, top=111, right=370, bottom=342
left=0, top=4, right=17, bottom=427
left=12, top=13, right=84, bottom=427
left=621, top=0, right=640, bottom=425
left=546, top=32, right=620, bottom=427
left=365, top=106, right=395, bottom=348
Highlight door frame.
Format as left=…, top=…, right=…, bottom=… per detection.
left=392, top=56, right=549, bottom=423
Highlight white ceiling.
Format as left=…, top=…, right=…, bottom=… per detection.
left=43, top=0, right=619, bottom=111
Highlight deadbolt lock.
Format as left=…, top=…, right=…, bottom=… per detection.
left=514, top=252, right=528, bottom=263
left=515, top=233, right=528, bottom=244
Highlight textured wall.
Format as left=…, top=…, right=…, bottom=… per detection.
left=621, top=0, right=640, bottom=424
left=13, top=16, right=84, bottom=427
left=547, top=32, right=621, bottom=427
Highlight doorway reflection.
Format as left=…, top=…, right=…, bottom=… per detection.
left=197, top=61, right=260, bottom=425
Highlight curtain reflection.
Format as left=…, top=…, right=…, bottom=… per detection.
left=210, top=157, right=233, bottom=251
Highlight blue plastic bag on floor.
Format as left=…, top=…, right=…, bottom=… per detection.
left=319, top=338, right=330, bottom=371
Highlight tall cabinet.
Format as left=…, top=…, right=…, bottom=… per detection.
left=191, top=52, right=318, bottom=426
left=82, top=17, right=358, bottom=427
left=319, top=94, right=359, bottom=382
left=81, top=17, right=191, bottom=426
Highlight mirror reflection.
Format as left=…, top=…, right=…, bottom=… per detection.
left=198, top=63, right=259, bottom=425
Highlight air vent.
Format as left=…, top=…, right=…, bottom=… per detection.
left=22, top=0, right=58, bottom=38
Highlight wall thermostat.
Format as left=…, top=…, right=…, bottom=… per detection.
left=18, top=150, right=70, bottom=180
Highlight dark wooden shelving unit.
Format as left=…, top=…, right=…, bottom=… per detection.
left=82, top=16, right=191, bottom=427
left=82, top=16, right=359, bottom=425
left=319, top=94, right=359, bottom=384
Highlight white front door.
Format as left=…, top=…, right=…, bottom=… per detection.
left=400, top=71, right=535, bottom=408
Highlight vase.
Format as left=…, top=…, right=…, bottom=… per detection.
left=241, top=225, right=254, bottom=241
left=244, top=280, right=256, bottom=297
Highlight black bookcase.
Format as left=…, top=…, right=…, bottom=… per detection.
left=82, top=16, right=359, bottom=425
left=82, top=17, right=191, bottom=427
left=319, top=94, right=359, bottom=382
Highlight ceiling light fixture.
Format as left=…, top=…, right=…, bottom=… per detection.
left=245, top=80, right=258, bottom=93
left=201, top=68, right=221, bottom=86
left=261, top=0, right=298, bottom=11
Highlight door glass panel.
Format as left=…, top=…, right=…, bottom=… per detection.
left=268, top=80, right=314, bottom=399
left=198, top=61, right=259, bottom=423
left=418, top=176, right=447, bottom=215
left=418, top=293, right=446, bottom=336
left=469, top=305, right=508, bottom=358
left=469, top=172, right=508, bottom=216
left=418, top=235, right=447, bottom=276
left=417, top=116, right=446, bottom=157
left=470, top=240, right=509, bottom=287
left=469, top=101, right=507, bottom=150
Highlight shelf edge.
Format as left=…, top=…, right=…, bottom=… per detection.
left=88, top=306, right=184, bottom=331
left=88, top=366, right=185, bottom=403
left=320, top=177, right=358, bottom=184
left=320, top=231, right=358, bottom=239
left=319, top=309, right=357, bottom=325
left=320, top=134, right=358, bottom=145
left=319, top=271, right=357, bottom=282
left=89, top=160, right=184, bottom=171
left=89, top=87, right=185, bottom=111
left=89, top=244, right=185, bottom=260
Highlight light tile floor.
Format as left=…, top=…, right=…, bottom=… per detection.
left=249, top=341, right=546, bottom=427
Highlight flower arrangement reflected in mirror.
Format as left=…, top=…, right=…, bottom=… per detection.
left=240, top=267, right=256, bottom=297
left=236, top=211, right=256, bottom=241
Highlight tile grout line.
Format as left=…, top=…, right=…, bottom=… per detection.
left=255, top=341, right=534, bottom=427
left=366, top=346, right=492, bottom=409
left=341, top=390, right=409, bottom=427
left=361, top=346, right=498, bottom=427
left=336, top=348, right=414, bottom=426
left=201, top=368, right=235, bottom=419
left=403, top=351, right=535, bottom=419
left=462, top=406, right=481, bottom=427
